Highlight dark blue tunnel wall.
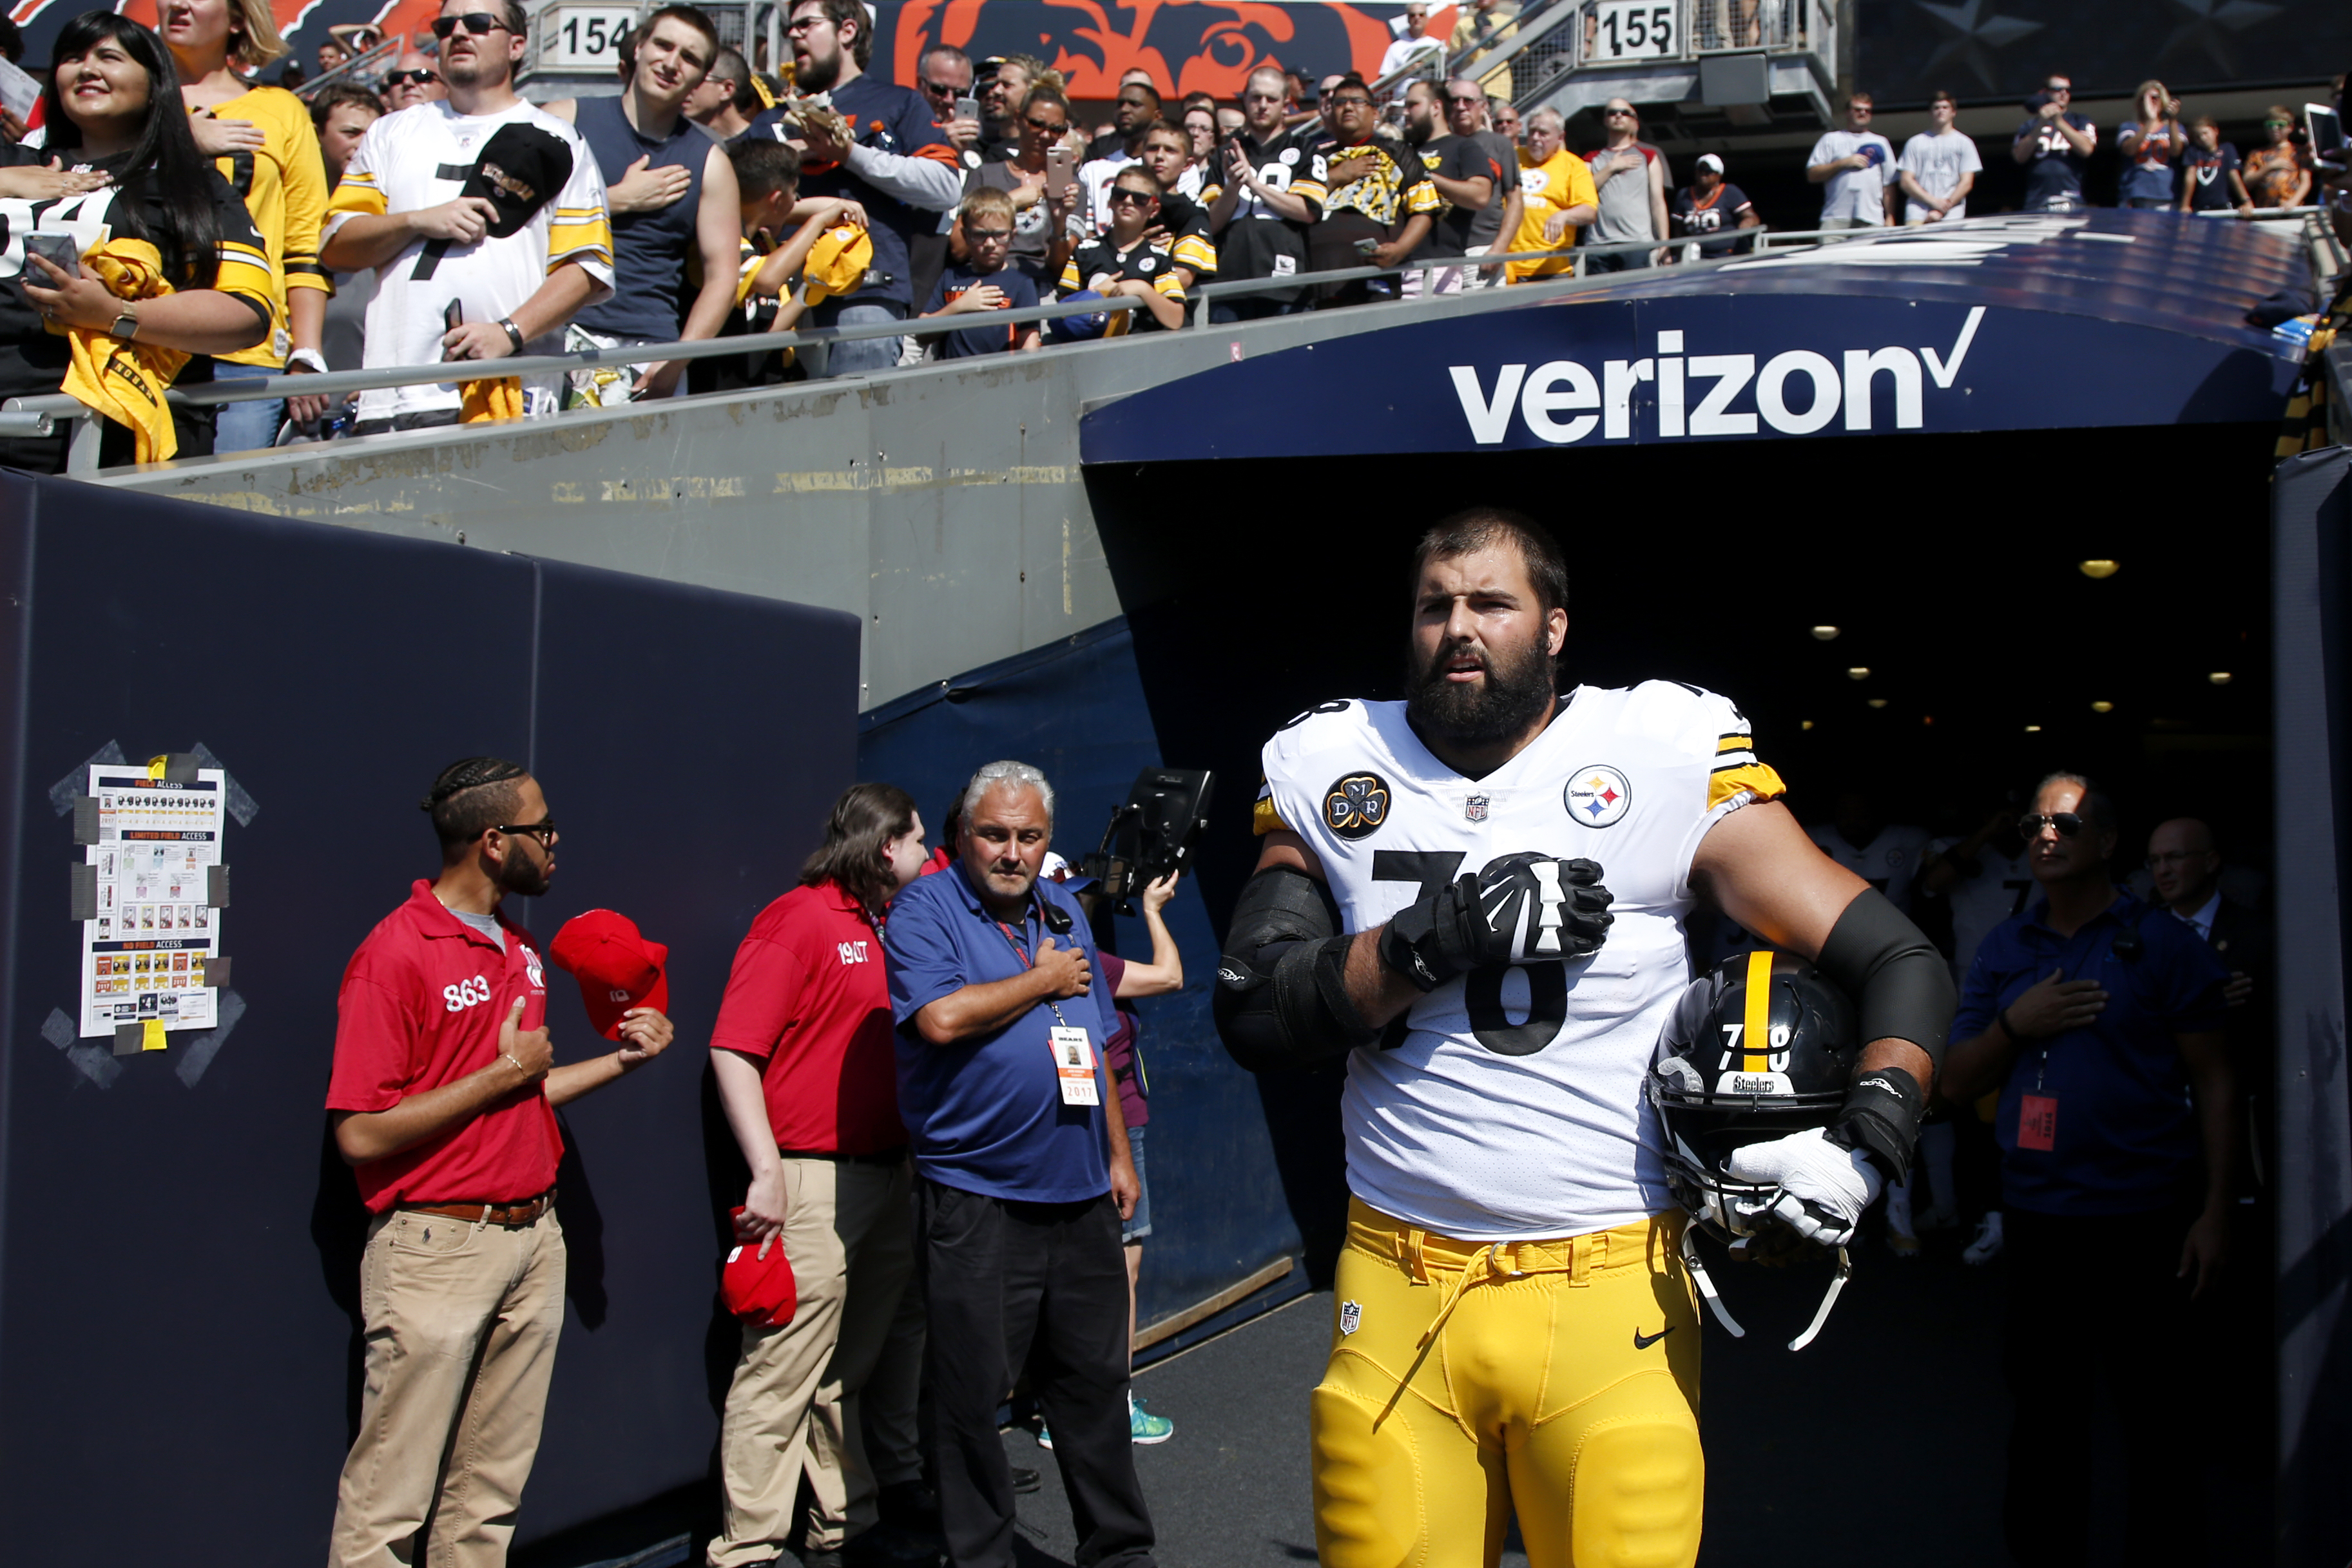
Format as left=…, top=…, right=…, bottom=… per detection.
left=858, top=620, right=1307, bottom=1337
left=0, top=475, right=859, bottom=1563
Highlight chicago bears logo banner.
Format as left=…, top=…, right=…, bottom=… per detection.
left=883, top=1, right=1454, bottom=101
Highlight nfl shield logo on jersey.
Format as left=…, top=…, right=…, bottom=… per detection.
left=1340, top=1300, right=1363, bottom=1335
left=1565, top=766, right=1633, bottom=828
left=1465, top=794, right=1489, bottom=823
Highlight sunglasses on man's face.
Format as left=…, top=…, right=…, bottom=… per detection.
left=384, top=68, right=439, bottom=87
left=431, top=12, right=511, bottom=38
left=2019, top=812, right=2086, bottom=839
left=1107, top=187, right=1156, bottom=206
left=966, top=227, right=1014, bottom=242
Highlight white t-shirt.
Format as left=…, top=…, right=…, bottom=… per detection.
left=1079, top=149, right=1137, bottom=236
left=1256, top=683, right=1785, bottom=1241
left=1899, top=128, right=1983, bottom=221
left=1806, top=129, right=1896, bottom=224
left=1806, top=823, right=1933, bottom=912
left=325, top=100, right=613, bottom=423
left=1379, top=35, right=1445, bottom=80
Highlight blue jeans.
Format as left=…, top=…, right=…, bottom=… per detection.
left=210, top=358, right=284, bottom=453
left=1121, top=1121, right=1153, bottom=1244
left=811, top=297, right=905, bottom=377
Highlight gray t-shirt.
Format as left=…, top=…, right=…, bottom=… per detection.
left=1586, top=144, right=1659, bottom=245
left=1468, top=129, right=1518, bottom=247
left=451, top=906, right=506, bottom=951
left=972, top=160, right=1056, bottom=277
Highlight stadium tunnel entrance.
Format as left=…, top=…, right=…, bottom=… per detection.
left=1091, top=417, right=2280, bottom=912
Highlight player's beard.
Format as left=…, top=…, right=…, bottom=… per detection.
left=1405, top=633, right=1557, bottom=749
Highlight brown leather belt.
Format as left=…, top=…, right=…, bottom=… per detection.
left=403, top=1189, right=555, bottom=1227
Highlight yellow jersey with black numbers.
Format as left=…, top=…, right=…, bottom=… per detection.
left=1256, top=683, right=1784, bottom=1241
left=194, top=86, right=329, bottom=368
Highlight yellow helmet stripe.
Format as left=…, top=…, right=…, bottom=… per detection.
left=1742, top=948, right=1773, bottom=1073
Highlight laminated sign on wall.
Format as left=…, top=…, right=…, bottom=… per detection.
left=73, top=759, right=229, bottom=1047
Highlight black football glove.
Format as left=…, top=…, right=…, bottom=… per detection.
left=1378, top=853, right=1614, bottom=992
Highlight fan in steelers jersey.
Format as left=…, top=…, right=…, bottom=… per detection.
left=1212, top=508, right=1953, bottom=1568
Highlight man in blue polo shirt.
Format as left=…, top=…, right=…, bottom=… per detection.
left=884, top=760, right=1155, bottom=1568
left=1943, top=771, right=2232, bottom=1568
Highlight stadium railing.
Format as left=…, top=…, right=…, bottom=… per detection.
left=5, top=209, right=2335, bottom=477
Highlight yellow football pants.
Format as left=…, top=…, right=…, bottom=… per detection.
left=1312, top=1198, right=1704, bottom=1568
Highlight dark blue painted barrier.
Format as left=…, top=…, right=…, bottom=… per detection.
left=859, top=620, right=1307, bottom=1340
left=0, top=472, right=858, bottom=1562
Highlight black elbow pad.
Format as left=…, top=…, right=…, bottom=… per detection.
left=1215, top=865, right=1376, bottom=1072
left=1815, top=886, right=1956, bottom=1080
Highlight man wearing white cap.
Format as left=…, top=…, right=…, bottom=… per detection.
left=1669, top=153, right=1757, bottom=260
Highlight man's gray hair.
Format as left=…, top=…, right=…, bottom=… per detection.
left=2036, top=770, right=2117, bottom=834
left=961, top=760, right=1055, bottom=823
left=1527, top=105, right=1565, bottom=133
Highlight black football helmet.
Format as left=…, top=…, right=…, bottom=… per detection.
left=1647, top=948, right=1863, bottom=1349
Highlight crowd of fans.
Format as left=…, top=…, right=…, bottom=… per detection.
left=0, top=0, right=2341, bottom=468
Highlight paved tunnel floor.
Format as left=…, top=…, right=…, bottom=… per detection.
left=996, top=1220, right=2265, bottom=1568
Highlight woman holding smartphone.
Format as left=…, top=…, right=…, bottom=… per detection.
left=0, top=13, right=271, bottom=472
left=163, top=0, right=333, bottom=450
left=967, top=82, right=1083, bottom=282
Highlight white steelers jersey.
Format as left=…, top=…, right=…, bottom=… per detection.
left=1927, top=834, right=2036, bottom=984
left=1806, top=823, right=1934, bottom=913
left=1255, top=682, right=1785, bottom=1241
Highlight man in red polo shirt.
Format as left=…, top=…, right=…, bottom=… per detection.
left=325, top=756, right=675, bottom=1568
left=708, top=781, right=936, bottom=1568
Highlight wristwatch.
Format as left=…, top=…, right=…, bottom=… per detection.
left=497, top=317, right=525, bottom=355
left=110, top=307, right=139, bottom=341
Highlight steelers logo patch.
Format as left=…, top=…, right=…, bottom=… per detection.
left=1565, top=766, right=1632, bottom=828
left=1324, top=772, right=1392, bottom=841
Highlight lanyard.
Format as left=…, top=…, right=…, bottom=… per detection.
left=992, top=912, right=1073, bottom=1030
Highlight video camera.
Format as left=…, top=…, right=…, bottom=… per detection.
left=1076, top=768, right=1215, bottom=913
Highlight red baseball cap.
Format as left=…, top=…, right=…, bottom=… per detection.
left=721, top=1209, right=797, bottom=1326
left=548, top=909, right=670, bottom=1040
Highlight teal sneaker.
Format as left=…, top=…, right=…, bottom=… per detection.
left=1034, top=1421, right=1052, bottom=1451
left=1129, top=1393, right=1174, bottom=1445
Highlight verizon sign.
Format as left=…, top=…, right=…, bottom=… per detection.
left=1448, top=309, right=1985, bottom=445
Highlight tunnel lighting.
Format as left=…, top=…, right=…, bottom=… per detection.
left=1801, top=720, right=1815, bottom=731
left=2090, top=700, right=2115, bottom=713
left=2209, top=672, right=2233, bottom=685
left=1867, top=698, right=1889, bottom=709
left=2077, top=560, right=2120, bottom=579
left=1811, top=626, right=1841, bottom=640
left=2025, top=724, right=2042, bottom=732
left=1846, top=666, right=1871, bottom=680
left=1922, top=715, right=1935, bottom=725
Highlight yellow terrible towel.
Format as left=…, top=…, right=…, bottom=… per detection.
left=460, top=376, right=523, bottom=423
left=55, top=238, right=189, bottom=465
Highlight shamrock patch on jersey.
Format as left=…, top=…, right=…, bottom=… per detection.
left=1324, top=772, right=1393, bottom=840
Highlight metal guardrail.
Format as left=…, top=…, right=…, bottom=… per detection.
left=0, top=293, right=1146, bottom=473
left=8, top=209, right=2337, bottom=475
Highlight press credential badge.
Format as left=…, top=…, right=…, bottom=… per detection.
left=1050, top=1025, right=1099, bottom=1106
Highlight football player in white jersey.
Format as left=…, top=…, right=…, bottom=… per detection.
left=1807, top=788, right=1934, bottom=913
left=1214, top=509, right=1953, bottom=1568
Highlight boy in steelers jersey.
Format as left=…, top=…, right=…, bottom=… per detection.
left=1060, top=166, right=1188, bottom=332
left=1214, top=509, right=1952, bottom=1567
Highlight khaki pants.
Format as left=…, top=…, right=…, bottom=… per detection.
left=709, top=1157, right=919, bottom=1566
left=329, top=1206, right=567, bottom=1568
